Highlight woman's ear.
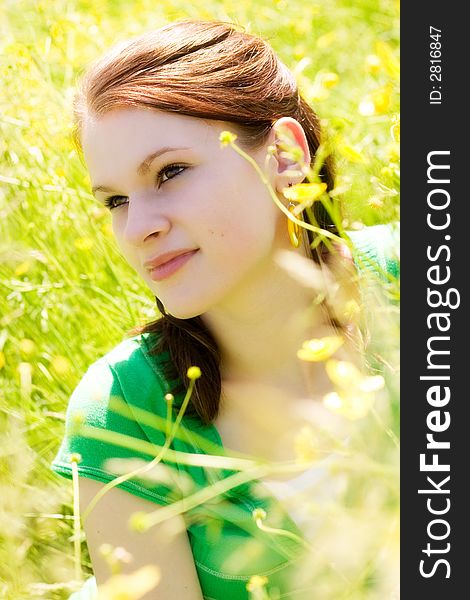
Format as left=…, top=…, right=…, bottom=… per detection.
left=270, top=117, right=311, bottom=192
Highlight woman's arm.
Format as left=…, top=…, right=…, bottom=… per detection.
left=79, top=477, right=204, bottom=599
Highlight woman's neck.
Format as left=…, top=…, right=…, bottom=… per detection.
left=201, top=250, right=334, bottom=394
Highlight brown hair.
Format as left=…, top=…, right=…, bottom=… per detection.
left=74, top=19, right=339, bottom=424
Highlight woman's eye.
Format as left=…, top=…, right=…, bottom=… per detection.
left=102, top=164, right=186, bottom=210
left=158, top=164, right=186, bottom=185
left=104, top=195, right=128, bottom=210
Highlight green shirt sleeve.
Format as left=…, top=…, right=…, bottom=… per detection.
left=347, top=222, right=400, bottom=282
left=51, top=335, right=181, bottom=506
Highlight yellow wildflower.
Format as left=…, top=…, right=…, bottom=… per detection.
left=74, top=237, right=94, bottom=251
left=219, top=131, right=237, bottom=146
left=15, top=261, right=31, bottom=276
left=323, top=391, right=343, bottom=411
left=19, top=339, right=36, bottom=356
left=371, top=85, right=393, bottom=113
left=316, top=31, right=338, bottom=49
left=358, top=374, right=386, bottom=393
left=318, top=72, right=339, bottom=89
left=369, top=196, right=385, bottom=209
left=91, top=206, right=107, bottom=220
left=380, top=166, right=393, bottom=178
left=102, top=223, right=114, bottom=237
left=338, top=142, right=367, bottom=164
left=293, top=21, right=311, bottom=36
left=252, top=508, right=267, bottom=523
left=365, top=54, right=381, bottom=74
left=51, top=355, right=71, bottom=375
left=246, top=575, right=269, bottom=592
left=375, top=40, right=400, bottom=79
left=308, top=84, right=330, bottom=102
left=0, top=351, right=5, bottom=370
left=293, top=45, right=306, bottom=60
left=129, top=512, right=149, bottom=533
left=323, top=359, right=385, bottom=419
left=341, top=299, right=361, bottom=320
left=187, top=366, right=202, bottom=380
left=323, top=390, right=375, bottom=420
left=98, top=566, right=161, bottom=600
left=99, top=543, right=133, bottom=574
left=70, top=412, right=85, bottom=434
left=54, top=166, right=66, bottom=179
left=386, top=142, right=400, bottom=163
left=326, top=359, right=360, bottom=388
left=297, top=335, right=344, bottom=362
left=283, top=182, right=327, bottom=205
left=359, top=85, right=392, bottom=116
left=308, top=72, right=339, bottom=103
left=50, top=21, right=66, bottom=44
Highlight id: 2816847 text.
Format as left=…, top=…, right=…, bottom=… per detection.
left=429, top=26, right=442, bottom=105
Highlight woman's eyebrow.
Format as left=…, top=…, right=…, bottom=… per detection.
left=136, top=146, right=191, bottom=175
left=92, top=146, right=191, bottom=194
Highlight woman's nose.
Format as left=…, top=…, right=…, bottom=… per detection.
left=122, top=195, right=171, bottom=246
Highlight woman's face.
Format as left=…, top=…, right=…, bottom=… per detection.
left=82, top=108, right=292, bottom=318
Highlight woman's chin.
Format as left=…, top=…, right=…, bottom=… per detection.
left=159, top=301, right=204, bottom=320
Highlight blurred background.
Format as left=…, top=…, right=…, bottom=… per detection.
left=0, top=0, right=399, bottom=598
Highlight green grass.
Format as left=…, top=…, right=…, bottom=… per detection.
left=0, top=1, right=399, bottom=598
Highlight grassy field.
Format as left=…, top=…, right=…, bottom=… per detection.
left=1, top=0, right=399, bottom=598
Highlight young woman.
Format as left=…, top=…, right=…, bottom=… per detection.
left=52, top=19, right=398, bottom=600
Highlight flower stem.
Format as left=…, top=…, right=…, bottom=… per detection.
left=227, top=140, right=344, bottom=244
left=82, top=380, right=195, bottom=523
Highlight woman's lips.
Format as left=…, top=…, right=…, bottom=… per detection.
left=147, top=249, right=199, bottom=281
